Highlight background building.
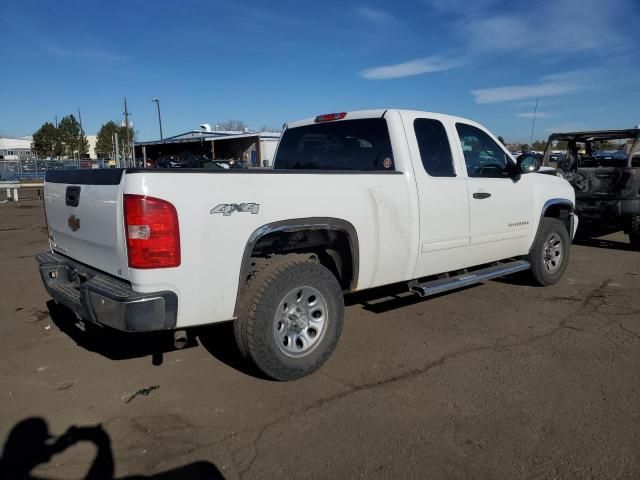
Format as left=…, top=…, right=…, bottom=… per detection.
left=0, top=136, right=33, bottom=160
left=86, top=134, right=97, bottom=159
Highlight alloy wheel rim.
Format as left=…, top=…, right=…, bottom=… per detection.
left=543, top=232, right=563, bottom=273
left=273, top=286, right=328, bottom=358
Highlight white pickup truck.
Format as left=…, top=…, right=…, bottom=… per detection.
left=38, top=109, right=577, bottom=380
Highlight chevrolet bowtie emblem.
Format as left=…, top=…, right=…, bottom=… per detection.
left=68, top=215, right=80, bottom=232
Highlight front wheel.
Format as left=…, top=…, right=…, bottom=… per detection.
left=526, top=217, right=571, bottom=286
left=234, top=258, right=344, bottom=381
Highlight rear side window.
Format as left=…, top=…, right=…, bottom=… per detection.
left=274, top=118, right=394, bottom=171
left=414, top=118, right=455, bottom=177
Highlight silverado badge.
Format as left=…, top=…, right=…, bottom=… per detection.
left=68, top=215, right=80, bottom=232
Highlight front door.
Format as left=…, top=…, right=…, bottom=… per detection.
left=453, top=122, right=535, bottom=267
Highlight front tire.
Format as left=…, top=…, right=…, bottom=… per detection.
left=527, top=217, right=571, bottom=286
left=234, top=258, right=344, bottom=381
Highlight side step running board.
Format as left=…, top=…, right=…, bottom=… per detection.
left=409, top=260, right=530, bottom=297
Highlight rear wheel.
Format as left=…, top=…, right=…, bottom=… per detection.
left=234, top=258, right=344, bottom=381
left=527, top=217, right=570, bottom=286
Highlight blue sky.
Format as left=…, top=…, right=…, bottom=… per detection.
left=1, top=0, right=639, bottom=143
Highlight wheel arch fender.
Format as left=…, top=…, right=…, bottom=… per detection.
left=535, top=198, right=575, bottom=240
left=234, top=217, right=359, bottom=316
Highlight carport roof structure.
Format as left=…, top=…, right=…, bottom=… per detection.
left=135, top=130, right=281, bottom=147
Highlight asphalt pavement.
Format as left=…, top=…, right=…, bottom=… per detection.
left=1, top=200, right=639, bottom=479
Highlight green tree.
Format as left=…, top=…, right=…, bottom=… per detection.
left=32, top=122, right=63, bottom=158
left=497, top=135, right=506, bottom=145
left=95, top=121, right=135, bottom=159
left=531, top=140, right=547, bottom=151
left=95, top=121, right=118, bottom=158
left=58, top=114, right=89, bottom=158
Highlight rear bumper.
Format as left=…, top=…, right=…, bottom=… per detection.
left=36, top=251, right=177, bottom=332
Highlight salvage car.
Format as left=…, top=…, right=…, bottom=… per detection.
left=542, top=129, right=640, bottom=248
left=37, top=109, right=577, bottom=380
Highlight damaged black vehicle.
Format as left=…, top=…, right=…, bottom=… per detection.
left=542, top=128, right=640, bottom=249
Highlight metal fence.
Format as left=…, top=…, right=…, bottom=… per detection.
left=0, top=159, right=109, bottom=181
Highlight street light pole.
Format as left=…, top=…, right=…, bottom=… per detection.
left=152, top=98, right=163, bottom=140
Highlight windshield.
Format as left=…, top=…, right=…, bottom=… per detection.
left=273, top=118, right=394, bottom=171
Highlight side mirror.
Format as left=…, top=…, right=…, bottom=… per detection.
left=517, top=155, right=541, bottom=173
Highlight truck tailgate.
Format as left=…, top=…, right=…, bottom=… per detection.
left=44, top=169, right=129, bottom=280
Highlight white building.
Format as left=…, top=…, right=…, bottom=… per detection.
left=0, top=137, right=33, bottom=160
left=86, top=135, right=97, bottom=159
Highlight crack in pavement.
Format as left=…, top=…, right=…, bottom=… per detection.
left=228, top=279, right=620, bottom=478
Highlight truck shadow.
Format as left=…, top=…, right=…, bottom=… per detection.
left=0, top=416, right=224, bottom=479
left=46, top=300, right=195, bottom=363
left=345, top=281, right=483, bottom=314
left=573, top=237, right=633, bottom=252
left=47, top=300, right=268, bottom=379
left=197, top=322, right=271, bottom=380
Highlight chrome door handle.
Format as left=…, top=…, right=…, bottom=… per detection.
left=473, top=192, right=491, bottom=199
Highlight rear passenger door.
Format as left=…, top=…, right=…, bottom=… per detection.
left=403, top=113, right=470, bottom=278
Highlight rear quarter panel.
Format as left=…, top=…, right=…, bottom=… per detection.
left=123, top=170, right=419, bottom=327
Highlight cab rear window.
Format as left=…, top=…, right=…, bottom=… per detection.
left=274, top=118, right=394, bottom=171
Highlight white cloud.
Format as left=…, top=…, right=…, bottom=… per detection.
left=471, top=75, right=582, bottom=103
left=43, top=43, right=127, bottom=62
left=545, top=123, right=584, bottom=133
left=517, top=112, right=551, bottom=119
left=354, top=7, right=396, bottom=24
left=422, top=0, right=499, bottom=15
left=427, top=0, right=633, bottom=55
left=361, top=55, right=463, bottom=80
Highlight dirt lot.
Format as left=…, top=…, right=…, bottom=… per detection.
left=1, top=200, right=639, bottom=479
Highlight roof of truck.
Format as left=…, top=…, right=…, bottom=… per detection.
left=286, top=109, right=480, bottom=129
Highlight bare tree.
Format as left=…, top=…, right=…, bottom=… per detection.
left=218, top=120, right=247, bottom=131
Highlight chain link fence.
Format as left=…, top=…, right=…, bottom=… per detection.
left=0, top=159, right=109, bottom=181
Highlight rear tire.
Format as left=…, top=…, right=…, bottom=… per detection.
left=234, top=258, right=344, bottom=381
left=527, top=217, right=570, bottom=286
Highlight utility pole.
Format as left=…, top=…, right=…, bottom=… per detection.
left=152, top=98, right=163, bottom=140
left=54, top=115, right=58, bottom=128
left=78, top=109, right=84, bottom=165
left=114, top=132, right=120, bottom=168
left=123, top=98, right=130, bottom=167
left=529, top=97, right=538, bottom=148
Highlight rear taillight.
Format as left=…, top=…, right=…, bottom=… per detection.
left=124, top=194, right=180, bottom=269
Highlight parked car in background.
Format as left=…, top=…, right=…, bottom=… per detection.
left=155, top=152, right=249, bottom=169
left=548, top=152, right=566, bottom=164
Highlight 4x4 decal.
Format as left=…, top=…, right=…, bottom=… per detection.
left=210, top=203, right=260, bottom=216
